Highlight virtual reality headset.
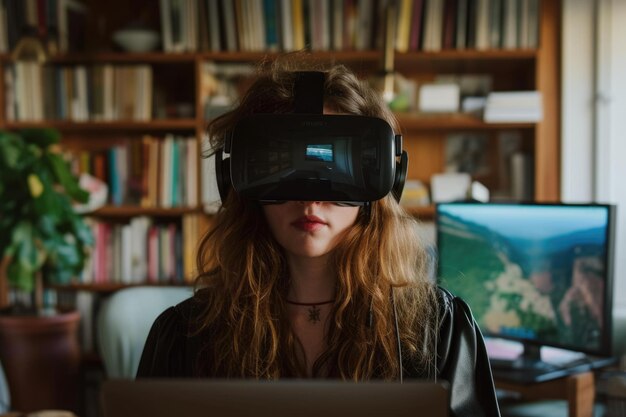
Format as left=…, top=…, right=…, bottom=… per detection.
left=215, top=113, right=408, bottom=203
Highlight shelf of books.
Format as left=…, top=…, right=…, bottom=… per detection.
left=82, top=214, right=201, bottom=287
left=152, top=0, right=541, bottom=54
left=0, top=0, right=558, bottom=343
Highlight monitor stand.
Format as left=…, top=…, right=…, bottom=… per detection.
left=502, top=344, right=554, bottom=372
left=490, top=343, right=589, bottom=383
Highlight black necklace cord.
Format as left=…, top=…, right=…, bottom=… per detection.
left=285, top=299, right=334, bottom=306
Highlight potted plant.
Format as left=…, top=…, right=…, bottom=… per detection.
left=0, top=128, right=93, bottom=413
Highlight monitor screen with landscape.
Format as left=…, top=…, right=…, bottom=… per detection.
left=436, top=202, right=615, bottom=357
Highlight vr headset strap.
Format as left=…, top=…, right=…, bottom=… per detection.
left=293, top=71, right=325, bottom=114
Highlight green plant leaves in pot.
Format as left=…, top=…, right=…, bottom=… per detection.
left=0, top=129, right=94, bottom=294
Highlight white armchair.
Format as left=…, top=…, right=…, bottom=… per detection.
left=97, top=286, right=193, bottom=379
left=0, top=360, right=9, bottom=413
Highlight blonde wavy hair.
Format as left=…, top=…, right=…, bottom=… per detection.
left=194, top=55, right=439, bottom=380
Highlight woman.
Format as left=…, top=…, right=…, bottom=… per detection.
left=137, top=57, right=501, bottom=417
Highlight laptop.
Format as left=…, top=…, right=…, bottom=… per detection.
left=100, top=379, right=449, bottom=417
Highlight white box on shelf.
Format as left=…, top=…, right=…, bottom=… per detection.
left=470, top=181, right=490, bottom=202
left=483, top=91, right=543, bottom=123
left=418, top=83, right=461, bottom=113
left=430, top=172, right=471, bottom=203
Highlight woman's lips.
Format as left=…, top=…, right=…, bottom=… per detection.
left=291, top=215, right=326, bottom=232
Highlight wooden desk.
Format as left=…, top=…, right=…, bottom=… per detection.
left=496, top=371, right=595, bottom=417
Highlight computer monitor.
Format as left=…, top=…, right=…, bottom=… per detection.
left=436, top=202, right=616, bottom=372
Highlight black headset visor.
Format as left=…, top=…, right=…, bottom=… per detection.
left=223, top=114, right=401, bottom=202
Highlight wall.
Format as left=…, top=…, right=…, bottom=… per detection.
left=561, top=0, right=626, bottom=357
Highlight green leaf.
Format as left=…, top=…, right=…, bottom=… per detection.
left=6, top=262, right=35, bottom=292
left=37, top=214, right=57, bottom=236
left=0, top=132, right=24, bottom=169
left=51, top=239, right=81, bottom=267
left=42, top=232, right=88, bottom=285
left=11, top=221, right=34, bottom=244
left=46, top=267, right=73, bottom=285
left=72, top=217, right=95, bottom=246
left=46, top=153, right=90, bottom=203
left=33, top=186, right=63, bottom=220
left=13, top=222, right=47, bottom=272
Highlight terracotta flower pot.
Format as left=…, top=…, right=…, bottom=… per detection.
left=0, top=257, right=9, bottom=309
left=0, top=310, right=81, bottom=413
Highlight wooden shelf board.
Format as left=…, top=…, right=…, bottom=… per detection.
left=396, top=113, right=536, bottom=130
left=92, top=204, right=431, bottom=219
left=51, top=282, right=191, bottom=293
left=396, top=49, right=537, bottom=61
left=395, top=50, right=536, bottom=73
left=89, top=205, right=201, bottom=217
left=6, top=116, right=533, bottom=132
left=199, top=50, right=382, bottom=62
left=29, top=49, right=536, bottom=65
left=47, top=52, right=199, bottom=63
left=5, top=120, right=198, bottom=131
left=404, top=205, right=436, bottom=219
left=41, top=50, right=382, bottom=64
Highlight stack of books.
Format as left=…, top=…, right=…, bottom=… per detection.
left=483, top=91, right=543, bottom=123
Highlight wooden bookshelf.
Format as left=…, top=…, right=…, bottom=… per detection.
left=5, top=119, right=198, bottom=131
left=0, top=0, right=561, bottom=286
left=535, top=0, right=562, bottom=201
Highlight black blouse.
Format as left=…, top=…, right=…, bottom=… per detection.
left=137, top=287, right=501, bottom=417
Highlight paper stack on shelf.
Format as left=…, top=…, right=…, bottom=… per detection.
left=483, top=91, right=543, bottom=123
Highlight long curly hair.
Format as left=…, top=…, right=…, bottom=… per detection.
left=193, top=55, right=439, bottom=380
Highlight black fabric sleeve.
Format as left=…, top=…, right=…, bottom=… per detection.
left=437, top=291, right=501, bottom=417
left=136, top=306, right=188, bottom=378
